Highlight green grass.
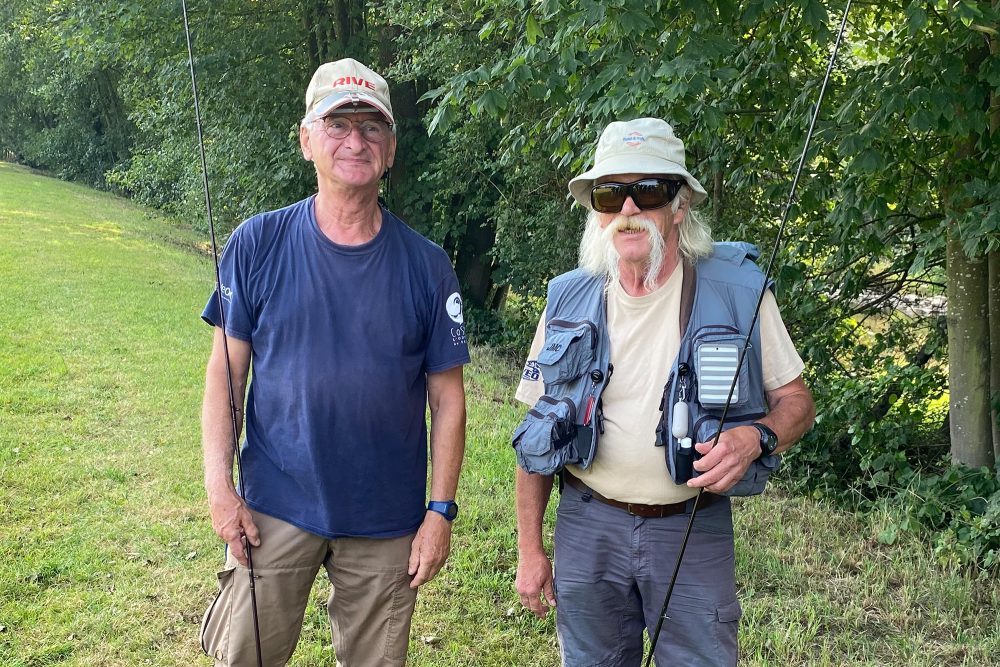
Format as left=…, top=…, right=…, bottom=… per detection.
left=0, top=161, right=997, bottom=666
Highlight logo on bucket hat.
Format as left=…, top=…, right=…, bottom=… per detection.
left=623, top=131, right=646, bottom=148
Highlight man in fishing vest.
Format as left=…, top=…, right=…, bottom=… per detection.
left=513, top=117, right=815, bottom=666
left=199, top=58, right=469, bottom=666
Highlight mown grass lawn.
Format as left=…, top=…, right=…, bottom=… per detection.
left=0, top=161, right=997, bottom=666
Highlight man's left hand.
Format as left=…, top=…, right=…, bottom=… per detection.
left=687, top=425, right=759, bottom=493
left=407, top=511, right=453, bottom=588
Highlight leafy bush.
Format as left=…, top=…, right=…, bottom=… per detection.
left=465, top=291, right=544, bottom=359
left=880, top=467, right=1000, bottom=570
left=782, top=311, right=998, bottom=570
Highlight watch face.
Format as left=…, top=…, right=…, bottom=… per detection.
left=444, top=502, right=458, bottom=519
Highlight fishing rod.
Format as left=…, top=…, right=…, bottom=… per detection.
left=180, top=1, right=264, bottom=665
left=643, top=2, right=853, bottom=664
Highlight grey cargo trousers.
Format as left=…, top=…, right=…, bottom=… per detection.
left=553, top=482, right=741, bottom=666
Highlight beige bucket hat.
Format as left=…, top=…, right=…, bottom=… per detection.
left=568, top=118, right=707, bottom=209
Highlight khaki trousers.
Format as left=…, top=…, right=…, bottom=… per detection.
left=200, top=509, right=418, bottom=666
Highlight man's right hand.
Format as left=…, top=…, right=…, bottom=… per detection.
left=208, top=490, right=261, bottom=567
left=516, top=550, right=557, bottom=618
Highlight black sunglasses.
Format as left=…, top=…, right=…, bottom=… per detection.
left=590, top=178, right=684, bottom=213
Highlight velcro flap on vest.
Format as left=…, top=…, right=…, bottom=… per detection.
left=537, top=320, right=597, bottom=385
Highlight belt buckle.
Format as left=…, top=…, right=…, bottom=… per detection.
left=626, top=503, right=656, bottom=517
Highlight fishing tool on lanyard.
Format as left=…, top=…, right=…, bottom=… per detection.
left=180, top=2, right=264, bottom=665
left=643, top=2, right=853, bottom=664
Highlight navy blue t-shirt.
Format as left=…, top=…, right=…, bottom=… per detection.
left=202, top=196, right=470, bottom=539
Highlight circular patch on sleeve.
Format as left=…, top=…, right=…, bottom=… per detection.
left=446, top=292, right=464, bottom=324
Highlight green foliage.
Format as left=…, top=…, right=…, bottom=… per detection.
left=877, top=467, right=1000, bottom=570
left=1, top=0, right=340, bottom=233
left=465, top=291, right=545, bottom=357
left=0, top=1, right=134, bottom=185
left=104, top=1, right=317, bottom=232
left=782, top=305, right=1000, bottom=568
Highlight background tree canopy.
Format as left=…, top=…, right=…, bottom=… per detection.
left=1, top=0, right=998, bottom=566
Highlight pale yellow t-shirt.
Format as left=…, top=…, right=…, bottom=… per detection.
left=515, top=264, right=804, bottom=504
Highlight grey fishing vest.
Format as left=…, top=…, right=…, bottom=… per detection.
left=512, top=268, right=612, bottom=475
left=512, top=242, right=781, bottom=497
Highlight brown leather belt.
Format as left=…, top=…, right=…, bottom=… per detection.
left=563, top=471, right=720, bottom=518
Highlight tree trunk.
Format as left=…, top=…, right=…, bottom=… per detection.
left=944, top=26, right=995, bottom=470
left=712, top=168, right=724, bottom=226
left=302, top=0, right=322, bottom=72
left=332, top=0, right=366, bottom=58
left=303, top=0, right=350, bottom=64
left=93, top=67, right=132, bottom=166
left=990, top=8, right=1000, bottom=463
left=946, top=232, right=993, bottom=468
left=454, top=218, right=498, bottom=310
left=373, top=24, right=419, bottom=217
left=990, top=251, right=1000, bottom=462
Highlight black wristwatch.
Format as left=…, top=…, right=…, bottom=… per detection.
left=751, top=423, right=779, bottom=458
left=427, top=500, right=459, bottom=521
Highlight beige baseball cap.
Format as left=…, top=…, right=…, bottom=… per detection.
left=569, top=118, right=707, bottom=209
left=302, top=58, right=394, bottom=125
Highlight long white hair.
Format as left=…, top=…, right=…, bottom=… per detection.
left=578, top=186, right=713, bottom=289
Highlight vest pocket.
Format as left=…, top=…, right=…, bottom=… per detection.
left=725, top=452, right=782, bottom=496
left=512, top=395, right=578, bottom=474
left=691, top=412, right=781, bottom=497
left=693, top=326, right=749, bottom=408
left=537, top=319, right=597, bottom=385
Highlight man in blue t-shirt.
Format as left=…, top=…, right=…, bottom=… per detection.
left=199, top=58, right=469, bottom=667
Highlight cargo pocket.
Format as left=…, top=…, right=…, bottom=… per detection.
left=512, top=396, right=578, bottom=475
left=537, top=319, right=597, bottom=385
left=200, top=565, right=236, bottom=661
left=714, top=599, right=742, bottom=663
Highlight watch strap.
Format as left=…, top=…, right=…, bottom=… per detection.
left=427, top=500, right=458, bottom=521
left=752, top=422, right=779, bottom=457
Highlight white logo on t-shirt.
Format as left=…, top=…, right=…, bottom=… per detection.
left=446, top=292, right=464, bottom=324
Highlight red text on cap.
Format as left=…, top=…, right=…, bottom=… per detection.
left=331, top=76, right=376, bottom=90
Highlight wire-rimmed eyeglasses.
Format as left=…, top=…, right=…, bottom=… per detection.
left=315, top=116, right=393, bottom=143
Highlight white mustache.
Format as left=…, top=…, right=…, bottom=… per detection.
left=579, top=211, right=667, bottom=292
left=609, top=215, right=657, bottom=235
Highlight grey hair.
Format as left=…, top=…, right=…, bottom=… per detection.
left=674, top=186, right=714, bottom=263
